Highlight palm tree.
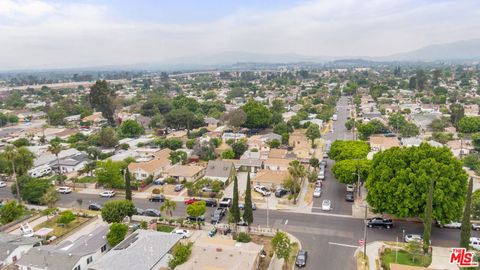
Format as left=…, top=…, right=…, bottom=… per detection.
left=288, top=160, right=306, bottom=204
left=160, top=199, right=177, bottom=217
left=40, top=186, right=59, bottom=209
left=48, top=141, right=64, bottom=184
left=4, top=146, right=20, bottom=203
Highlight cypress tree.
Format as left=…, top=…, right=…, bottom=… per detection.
left=423, top=178, right=434, bottom=254
left=460, top=178, right=473, bottom=248
left=125, top=168, right=132, bottom=201
left=243, top=172, right=253, bottom=226
left=230, top=176, right=241, bottom=223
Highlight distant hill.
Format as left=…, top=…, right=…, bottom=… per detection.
left=380, top=39, right=480, bottom=61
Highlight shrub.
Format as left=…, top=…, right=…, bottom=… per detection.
left=165, top=177, right=177, bottom=184
left=57, top=210, right=76, bottom=225
left=107, top=223, right=128, bottom=247
left=0, top=201, right=24, bottom=224
left=235, top=232, right=251, bottom=243
left=168, top=242, right=193, bottom=269
left=152, top=188, right=161, bottom=194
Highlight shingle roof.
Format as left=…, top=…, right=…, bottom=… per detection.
left=205, top=160, right=234, bottom=178
left=166, top=165, right=205, bottom=177
left=0, top=233, right=38, bottom=261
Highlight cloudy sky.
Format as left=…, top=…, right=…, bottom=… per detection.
left=1, top=0, right=479, bottom=69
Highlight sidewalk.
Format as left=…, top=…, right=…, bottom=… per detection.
left=362, top=241, right=383, bottom=270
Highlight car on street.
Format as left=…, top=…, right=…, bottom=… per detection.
left=321, top=199, right=332, bottom=211
left=172, top=229, right=190, bottom=239
left=367, top=217, right=393, bottom=229
left=315, top=181, right=322, bottom=189
left=135, top=208, right=145, bottom=215
left=275, top=188, right=288, bottom=198
left=437, top=221, right=461, bottom=229
left=144, top=209, right=161, bottom=217
left=219, top=198, right=232, bottom=207
left=184, top=198, right=200, bottom=205
left=320, top=159, right=327, bottom=168
left=317, top=171, right=325, bottom=180
left=211, top=208, right=226, bottom=223
left=57, top=186, right=72, bottom=194
left=174, top=184, right=184, bottom=192
left=88, top=203, right=102, bottom=211
left=345, top=192, right=354, bottom=202
left=99, top=190, right=116, bottom=198
left=295, top=250, right=308, bottom=267
left=254, top=185, right=271, bottom=196
left=470, top=237, right=480, bottom=250
left=472, top=224, right=480, bottom=231
left=313, top=187, right=322, bottom=198
left=346, top=184, right=355, bottom=192
left=0, top=181, right=6, bottom=188
left=239, top=203, right=256, bottom=210
left=404, top=234, right=423, bottom=243
left=203, top=198, right=218, bottom=207
left=187, top=215, right=205, bottom=222
left=149, top=194, right=165, bottom=202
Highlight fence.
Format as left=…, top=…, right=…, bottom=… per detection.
left=238, top=225, right=278, bottom=236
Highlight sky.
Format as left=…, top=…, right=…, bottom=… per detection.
left=0, top=0, right=479, bottom=70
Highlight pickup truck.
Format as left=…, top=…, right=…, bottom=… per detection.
left=219, top=198, right=232, bottom=208
left=366, top=217, right=393, bottom=229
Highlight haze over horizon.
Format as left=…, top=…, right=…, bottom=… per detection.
left=1, top=0, right=480, bottom=70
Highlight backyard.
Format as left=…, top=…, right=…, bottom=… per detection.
left=381, top=248, right=432, bottom=270
left=33, top=214, right=92, bottom=240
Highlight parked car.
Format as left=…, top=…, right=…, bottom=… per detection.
left=470, top=237, right=480, bottom=250
left=219, top=198, right=232, bottom=207
left=208, top=227, right=217, bottom=237
left=187, top=215, right=205, bottom=222
left=99, top=190, right=116, bottom=198
left=172, top=229, right=190, bottom=239
left=367, top=217, right=393, bottom=229
left=56, top=187, right=72, bottom=194
left=135, top=208, right=145, bottom=215
left=88, top=203, right=102, bottom=211
left=0, top=181, right=6, bottom=188
left=239, top=203, right=256, bottom=210
left=437, top=221, right=461, bottom=229
left=321, top=199, right=332, bottom=211
left=472, top=224, right=480, bottom=231
left=320, top=159, right=327, bottom=168
left=174, top=184, right=184, bottom=192
left=211, top=208, right=226, bottom=223
left=404, top=234, right=423, bottom=243
left=254, top=185, right=271, bottom=196
left=149, top=194, right=165, bottom=202
left=153, top=177, right=165, bottom=185
left=275, top=188, right=288, bottom=198
left=203, top=199, right=218, bottom=207
left=346, top=184, right=355, bottom=192
left=295, top=250, right=308, bottom=267
left=313, top=187, right=322, bottom=198
left=317, top=171, right=325, bottom=180
left=184, top=198, right=200, bottom=205
left=144, top=209, right=161, bottom=217
left=345, top=192, right=354, bottom=202
left=315, top=181, right=322, bottom=189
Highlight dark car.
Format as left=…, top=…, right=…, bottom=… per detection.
left=275, top=188, right=288, bottom=198
left=144, top=209, right=161, bottom=217
left=367, top=217, right=393, bottom=229
left=187, top=215, right=205, bottom=222
left=149, top=194, right=165, bottom=202
left=88, top=203, right=102, bottom=211
left=204, top=199, right=218, bottom=207
left=345, top=192, right=354, bottom=202
left=295, top=250, right=308, bottom=267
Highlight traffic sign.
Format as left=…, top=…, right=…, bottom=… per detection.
left=358, top=239, right=365, bottom=246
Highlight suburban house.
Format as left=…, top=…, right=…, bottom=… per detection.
left=0, top=233, right=38, bottom=269
left=50, top=152, right=90, bottom=174
left=401, top=137, right=423, bottom=147
left=222, top=132, right=246, bottom=142
left=369, top=135, right=401, bottom=152
left=128, top=148, right=172, bottom=180
left=176, top=237, right=263, bottom=270
left=166, top=130, right=188, bottom=142
left=237, top=158, right=264, bottom=173
left=447, top=139, right=474, bottom=158
left=165, top=164, right=206, bottom=182
left=252, top=170, right=290, bottom=189
left=289, top=130, right=310, bottom=149
left=88, top=230, right=181, bottom=270
left=204, top=160, right=236, bottom=184
left=204, top=117, right=220, bottom=129
left=268, top=149, right=288, bottom=159
left=82, top=112, right=106, bottom=126
left=31, top=148, right=82, bottom=171
left=264, top=158, right=292, bottom=171
left=16, top=226, right=109, bottom=270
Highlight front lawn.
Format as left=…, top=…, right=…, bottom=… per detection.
left=381, top=248, right=431, bottom=270
left=76, top=176, right=97, bottom=183
left=34, top=215, right=91, bottom=239
left=157, top=225, right=175, bottom=233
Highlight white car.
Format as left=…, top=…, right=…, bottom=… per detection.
left=470, top=237, right=480, bottom=250
left=346, top=184, right=355, bottom=192
left=313, top=187, right=322, bottom=198
left=472, top=224, right=480, bottom=231
left=99, top=191, right=116, bottom=198
left=404, top=234, right=423, bottom=243
left=57, top=187, right=72, bottom=194
left=0, top=181, right=6, bottom=188
left=317, top=171, right=325, bottom=180
left=254, top=185, right=271, bottom=196
left=321, top=199, right=332, bottom=211
left=172, top=229, right=191, bottom=239
left=438, top=221, right=461, bottom=229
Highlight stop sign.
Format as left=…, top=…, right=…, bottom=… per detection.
left=358, top=239, right=365, bottom=246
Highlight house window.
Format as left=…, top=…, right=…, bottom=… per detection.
left=141, top=173, right=147, bottom=178
left=87, top=256, right=93, bottom=264
left=74, top=266, right=81, bottom=270
left=101, top=244, right=107, bottom=252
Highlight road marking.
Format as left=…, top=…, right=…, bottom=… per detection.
left=328, top=242, right=360, bottom=248
left=285, top=219, right=288, bottom=225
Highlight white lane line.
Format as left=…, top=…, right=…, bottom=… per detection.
left=285, top=219, right=289, bottom=225
left=328, top=242, right=360, bottom=248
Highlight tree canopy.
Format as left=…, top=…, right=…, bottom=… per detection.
left=366, top=143, right=468, bottom=223
left=332, top=159, right=371, bottom=184
left=458, top=116, right=480, bottom=133
left=329, top=140, right=370, bottom=161
left=101, top=200, right=136, bottom=223
left=241, top=100, right=272, bottom=129
left=119, top=119, right=144, bottom=138
left=89, top=80, right=116, bottom=126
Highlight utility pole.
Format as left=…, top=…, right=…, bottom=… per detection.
left=356, top=159, right=361, bottom=199
left=363, top=204, right=368, bottom=270
left=266, top=196, right=270, bottom=227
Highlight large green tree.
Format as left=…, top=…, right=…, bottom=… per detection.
left=243, top=172, right=253, bottom=226
left=460, top=178, right=473, bottom=249
left=48, top=141, right=64, bottom=184
left=241, top=100, right=272, bottom=129
left=366, top=144, right=468, bottom=224
left=101, top=200, right=136, bottom=223
left=332, top=159, right=371, bottom=184
left=124, top=168, right=132, bottom=201
left=0, top=201, right=24, bottom=224
left=95, top=160, right=124, bottom=188
left=271, top=231, right=292, bottom=269
left=288, top=160, right=306, bottom=204
left=107, top=223, right=128, bottom=247
left=450, top=103, right=465, bottom=127
left=119, top=119, right=144, bottom=138
left=230, top=176, right=241, bottom=223
left=89, top=80, right=117, bottom=126
left=329, top=140, right=370, bottom=161
left=98, top=127, right=119, bottom=147
left=305, top=123, right=321, bottom=147
left=458, top=116, right=480, bottom=133
left=3, top=146, right=34, bottom=203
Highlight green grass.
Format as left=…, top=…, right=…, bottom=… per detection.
left=76, top=176, right=97, bottom=183
left=381, top=249, right=431, bottom=270
left=34, top=215, right=91, bottom=238
left=157, top=225, right=175, bottom=233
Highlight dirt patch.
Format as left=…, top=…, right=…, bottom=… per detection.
left=304, top=183, right=314, bottom=204
left=34, top=215, right=91, bottom=239
left=250, top=234, right=273, bottom=270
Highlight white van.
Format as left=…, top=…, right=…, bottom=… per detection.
left=470, top=237, right=480, bottom=250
